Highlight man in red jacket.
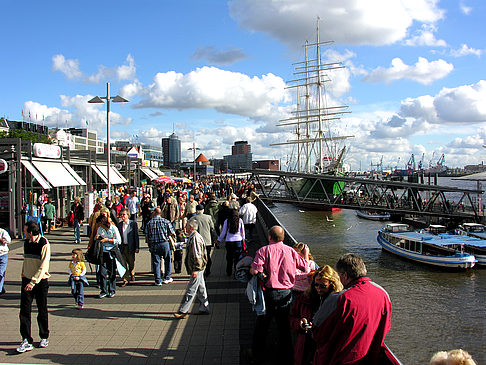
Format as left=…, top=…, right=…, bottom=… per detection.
left=311, top=253, right=392, bottom=365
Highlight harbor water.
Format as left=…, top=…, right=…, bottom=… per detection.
left=269, top=201, right=486, bottom=364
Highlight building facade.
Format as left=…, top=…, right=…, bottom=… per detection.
left=162, top=133, right=181, bottom=168
left=224, top=140, right=252, bottom=171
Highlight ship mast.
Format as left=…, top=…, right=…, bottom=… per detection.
left=316, top=18, right=324, bottom=172
left=272, top=17, right=353, bottom=174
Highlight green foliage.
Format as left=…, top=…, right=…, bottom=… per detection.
left=0, top=118, right=52, bottom=144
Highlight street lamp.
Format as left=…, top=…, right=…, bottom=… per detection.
left=188, top=143, right=200, bottom=179
left=88, top=82, right=129, bottom=199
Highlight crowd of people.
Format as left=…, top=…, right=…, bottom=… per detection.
left=4, top=176, right=478, bottom=364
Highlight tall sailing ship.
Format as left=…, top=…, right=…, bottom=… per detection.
left=271, top=19, right=353, bottom=200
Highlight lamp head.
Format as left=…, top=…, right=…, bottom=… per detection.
left=112, top=95, right=129, bottom=103
left=88, top=96, right=105, bottom=104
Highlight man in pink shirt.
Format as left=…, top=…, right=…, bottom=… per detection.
left=249, top=225, right=309, bottom=364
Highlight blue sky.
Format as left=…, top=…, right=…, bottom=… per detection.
left=1, top=0, right=485, bottom=170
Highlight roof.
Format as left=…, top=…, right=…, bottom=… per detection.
left=195, top=153, right=208, bottom=162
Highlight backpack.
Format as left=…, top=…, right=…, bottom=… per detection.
left=67, top=211, right=75, bottom=227
left=85, top=238, right=104, bottom=265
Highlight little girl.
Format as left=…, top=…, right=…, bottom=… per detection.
left=68, top=248, right=89, bottom=309
left=173, top=229, right=185, bottom=274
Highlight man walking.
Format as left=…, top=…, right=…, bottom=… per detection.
left=188, top=204, right=217, bottom=277
left=145, top=208, right=175, bottom=285
left=239, top=196, right=258, bottom=243
left=174, top=219, right=209, bottom=319
left=249, top=226, right=309, bottom=364
left=17, top=221, right=51, bottom=353
left=311, top=253, right=392, bottom=365
left=126, top=191, right=140, bottom=221
left=117, top=208, right=140, bottom=286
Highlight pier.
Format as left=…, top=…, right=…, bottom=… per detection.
left=249, top=170, right=484, bottom=222
left=0, top=203, right=295, bottom=364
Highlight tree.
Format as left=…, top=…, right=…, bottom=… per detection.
left=0, top=118, right=52, bottom=144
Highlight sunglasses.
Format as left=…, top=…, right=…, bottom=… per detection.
left=314, top=283, right=329, bottom=289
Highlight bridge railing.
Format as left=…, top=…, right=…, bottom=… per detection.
left=254, top=196, right=298, bottom=247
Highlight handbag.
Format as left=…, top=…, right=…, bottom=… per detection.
left=85, top=238, right=104, bottom=265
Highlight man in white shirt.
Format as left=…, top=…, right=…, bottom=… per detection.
left=126, top=191, right=140, bottom=221
left=239, top=197, right=258, bottom=242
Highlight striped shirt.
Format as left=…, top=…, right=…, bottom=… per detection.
left=145, top=216, right=174, bottom=244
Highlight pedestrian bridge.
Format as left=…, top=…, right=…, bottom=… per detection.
left=247, top=170, right=484, bottom=222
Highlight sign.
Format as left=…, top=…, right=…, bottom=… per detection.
left=114, top=163, right=123, bottom=170
left=33, top=143, right=61, bottom=159
left=0, top=159, right=7, bottom=174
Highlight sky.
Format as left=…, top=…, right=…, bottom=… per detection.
left=1, top=0, right=485, bottom=171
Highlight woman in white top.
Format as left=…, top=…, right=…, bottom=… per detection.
left=217, top=209, right=245, bottom=277
left=0, top=227, right=11, bottom=295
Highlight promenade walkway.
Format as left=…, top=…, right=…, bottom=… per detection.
left=0, top=221, right=264, bottom=365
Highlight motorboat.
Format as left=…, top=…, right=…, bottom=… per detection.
left=454, top=223, right=486, bottom=266
left=356, top=210, right=390, bottom=221
left=377, top=223, right=476, bottom=269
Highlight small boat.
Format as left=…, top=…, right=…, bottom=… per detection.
left=356, top=210, right=390, bottom=221
left=454, top=223, right=486, bottom=266
left=377, top=223, right=476, bottom=269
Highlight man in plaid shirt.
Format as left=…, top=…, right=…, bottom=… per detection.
left=145, top=208, right=175, bottom=285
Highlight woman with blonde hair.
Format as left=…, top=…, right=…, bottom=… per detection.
left=289, top=265, right=343, bottom=365
left=429, top=349, right=476, bottom=365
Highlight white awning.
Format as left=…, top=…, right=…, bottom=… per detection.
left=31, top=160, right=81, bottom=187
left=94, top=165, right=128, bottom=185
left=140, top=167, right=158, bottom=180
left=91, top=165, right=108, bottom=184
left=21, top=160, right=52, bottom=189
left=149, top=167, right=165, bottom=177
left=62, top=163, right=86, bottom=186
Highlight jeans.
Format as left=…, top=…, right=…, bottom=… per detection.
left=179, top=271, right=209, bottom=314
left=0, top=253, right=7, bottom=292
left=73, top=220, right=81, bottom=242
left=150, top=241, right=171, bottom=284
left=225, top=240, right=243, bottom=276
left=99, top=252, right=116, bottom=296
left=173, top=250, right=183, bottom=273
left=20, top=277, right=49, bottom=343
left=204, top=246, right=212, bottom=277
left=70, top=278, right=85, bottom=306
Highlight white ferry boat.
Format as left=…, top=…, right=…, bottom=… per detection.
left=377, top=223, right=476, bottom=269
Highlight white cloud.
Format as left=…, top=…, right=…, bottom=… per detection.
left=52, top=54, right=82, bottom=80
left=117, top=54, right=137, bottom=81
left=229, top=0, right=444, bottom=47
left=450, top=44, right=482, bottom=57
left=459, top=1, right=472, bottom=15
left=400, top=81, right=486, bottom=125
left=23, top=101, right=73, bottom=126
left=404, top=24, right=447, bottom=47
left=52, top=54, right=137, bottom=83
left=134, top=66, right=289, bottom=120
left=362, top=57, right=453, bottom=85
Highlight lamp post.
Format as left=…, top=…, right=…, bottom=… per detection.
left=188, top=143, right=200, bottom=180
left=88, top=82, right=129, bottom=199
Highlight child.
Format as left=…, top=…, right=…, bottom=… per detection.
left=174, top=229, right=185, bottom=274
left=68, top=249, right=89, bottom=309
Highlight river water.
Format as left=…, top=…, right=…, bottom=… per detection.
left=269, top=193, right=486, bottom=363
